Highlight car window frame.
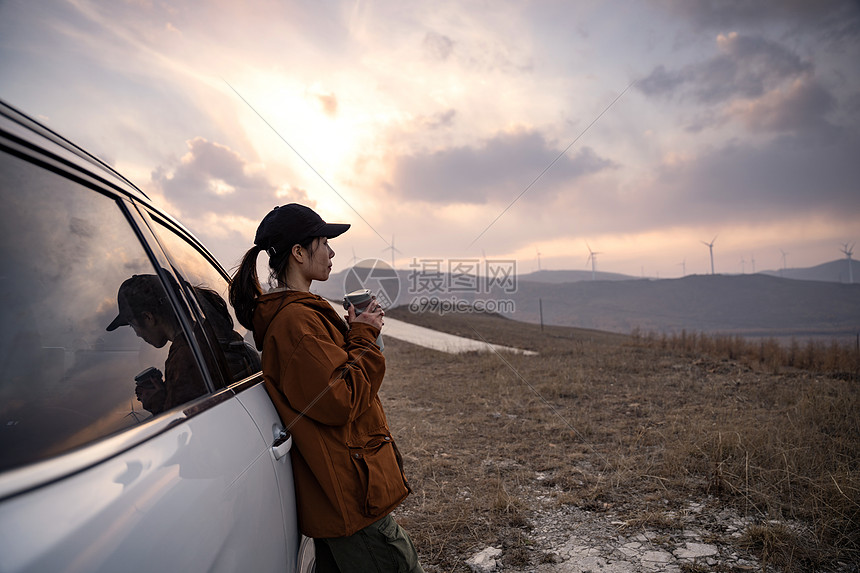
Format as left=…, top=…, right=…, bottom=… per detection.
left=0, top=119, right=264, bottom=502
left=123, top=201, right=231, bottom=391
left=137, top=205, right=265, bottom=389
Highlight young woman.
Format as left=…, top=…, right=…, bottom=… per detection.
left=229, top=204, right=423, bottom=572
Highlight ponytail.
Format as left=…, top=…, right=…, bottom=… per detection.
left=229, top=245, right=264, bottom=331
left=229, top=236, right=320, bottom=330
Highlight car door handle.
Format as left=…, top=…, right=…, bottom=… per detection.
left=271, top=429, right=292, bottom=460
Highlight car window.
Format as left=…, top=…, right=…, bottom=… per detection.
left=147, top=215, right=261, bottom=384
left=0, top=154, right=209, bottom=472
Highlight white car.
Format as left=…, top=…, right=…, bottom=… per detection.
left=0, top=100, right=314, bottom=572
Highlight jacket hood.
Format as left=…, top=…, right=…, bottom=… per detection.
left=251, top=290, right=343, bottom=349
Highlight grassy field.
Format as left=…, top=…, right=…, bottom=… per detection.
left=381, top=309, right=860, bottom=572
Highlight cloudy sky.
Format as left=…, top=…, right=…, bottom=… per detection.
left=2, top=0, right=858, bottom=278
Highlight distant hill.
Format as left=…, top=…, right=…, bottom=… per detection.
left=518, top=269, right=634, bottom=283
left=319, top=262, right=860, bottom=341
left=520, top=259, right=859, bottom=285
left=519, top=258, right=859, bottom=285
left=505, top=274, right=860, bottom=340
left=760, top=258, right=859, bottom=283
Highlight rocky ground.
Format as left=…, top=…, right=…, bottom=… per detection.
left=384, top=310, right=859, bottom=573
left=466, top=499, right=764, bottom=573
left=451, top=456, right=859, bottom=573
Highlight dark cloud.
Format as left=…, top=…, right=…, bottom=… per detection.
left=732, top=74, right=836, bottom=134
left=536, top=127, right=860, bottom=243
left=682, top=109, right=722, bottom=133
left=637, top=65, right=685, bottom=98
left=637, top=32, right=844, bottom=137
left=653, top=0, right=860, bottom=43
left=651, top=131, right=860, bottom=227
left=389, top=130, right=615, bottom=204
left=421, top=108, right=457, bottom=129
left=639, top=33, right=811, bottom=104
left=423, top=31, right=454, bottom=61
left=847, top=91, right=860, bottom=120
left=152, top=137, right=309, bottom=218
left=704, top=35, right=810, bottom=101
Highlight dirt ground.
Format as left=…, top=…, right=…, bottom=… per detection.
left=379, top=309, right=859, bottom=573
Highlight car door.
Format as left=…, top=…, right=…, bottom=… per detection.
left=0, top=101, right=303, bottom=572
left=138, top=203, right=306, bottom=565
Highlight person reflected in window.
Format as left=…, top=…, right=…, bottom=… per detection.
left=106, top=274, right=206, bottom=415
left=193, top=285, right=261, bottom=381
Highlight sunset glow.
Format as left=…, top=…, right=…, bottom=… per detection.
left=1, top=1, right=857, bottom=277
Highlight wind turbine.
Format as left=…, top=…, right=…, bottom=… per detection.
left=700, top=235, right=717, bottom=275
left=678, top=259, right=686, bottom=277
left=586, top=242, right=601, bottom=281
left=779, top=249, right=789, bottom=277
left=380, top=235, right=402, bottom=268
left=481, top=249, right=488, bottom=288
left=750, top=254, right=756, bottom=274
left=351, top=247, right=359, bottom=265
left=536, top=248, right=542, bottom=271
left=841, top=242, right=855, bottom=284
left=740, top=256, right=746, bottom=275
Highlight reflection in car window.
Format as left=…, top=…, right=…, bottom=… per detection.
left=0, top=154, right=208, bottom=471
left=105, top=272, right=208, bottom=415
left=149, top=217, right=261, bottom=383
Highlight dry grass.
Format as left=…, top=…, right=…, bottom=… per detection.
left=633, top=328, right=860, bottom=380
left=382, top=309, right=860, bottom=572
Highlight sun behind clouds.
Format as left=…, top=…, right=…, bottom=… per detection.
left=233, top=75, right=371, bottom=187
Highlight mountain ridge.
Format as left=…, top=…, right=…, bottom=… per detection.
left=318, top=259, right=860, bottom=341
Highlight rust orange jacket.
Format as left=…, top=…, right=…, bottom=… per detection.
left=252, top=290, right=410, bottom=538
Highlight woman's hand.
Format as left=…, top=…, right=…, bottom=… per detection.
left=346, top=297, right=385, bottom=330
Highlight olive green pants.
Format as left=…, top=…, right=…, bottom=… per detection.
left=313, top=514, right=424, bottom=573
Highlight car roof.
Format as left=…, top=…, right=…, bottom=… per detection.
left=0, top=99, right=150, bottom=202
left=0, top=99, right=221, bottom=273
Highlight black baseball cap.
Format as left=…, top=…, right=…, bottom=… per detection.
left=254, top=203, right=350, bottom=256
left=106, top=274, right=168, bottom=331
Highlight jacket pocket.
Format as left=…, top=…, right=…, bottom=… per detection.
left=348, top=433, right=409, bottom=517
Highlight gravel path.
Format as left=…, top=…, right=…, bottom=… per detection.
left=493, top=501, right=762, bottom=572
